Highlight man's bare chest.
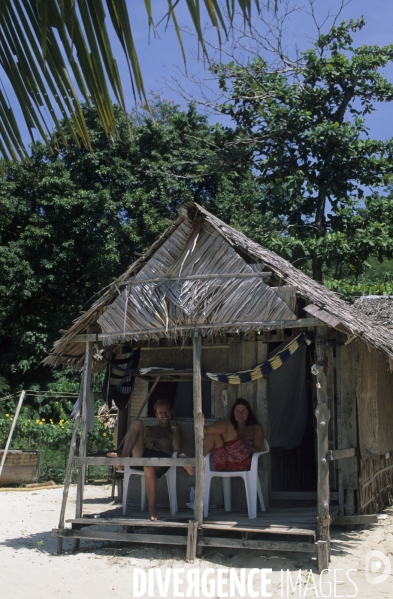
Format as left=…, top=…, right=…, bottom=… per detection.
left=144, top=426, right=173, bottom=444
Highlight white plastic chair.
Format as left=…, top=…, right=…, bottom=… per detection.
left=122, top=452, right=178, bottom=516
left=204, top=439, right=270, bottom=519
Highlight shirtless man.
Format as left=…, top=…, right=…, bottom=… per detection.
left=108, top=399, right=182, bottom=521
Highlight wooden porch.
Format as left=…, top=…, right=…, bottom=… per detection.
left=52, top=500, right=339, bottom=561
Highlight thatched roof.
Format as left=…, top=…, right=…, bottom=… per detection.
left=45, top=202, right=393, bottom=368
left=354, top=296, right=393, bottom=329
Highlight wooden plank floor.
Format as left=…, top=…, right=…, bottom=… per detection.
left=53, top=501, right=334, bottom=557
left=64, top=500, right=332, bottom=538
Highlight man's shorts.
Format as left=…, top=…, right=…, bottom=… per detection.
left=133, top=448, right=171, bottom=479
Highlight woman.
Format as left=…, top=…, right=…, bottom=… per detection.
left=206, top=398, right=264, bottom=471
left=182, top=398, right=264, bottom=474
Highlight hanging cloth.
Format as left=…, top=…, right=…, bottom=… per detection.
left=102, top=346, right=141, bottom=411
left=206, top=331, right=314, bottom=384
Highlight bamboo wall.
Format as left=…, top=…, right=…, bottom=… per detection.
left=356, top=340, right=393, bottom=513
left=358, top=451, right=393, bottom=514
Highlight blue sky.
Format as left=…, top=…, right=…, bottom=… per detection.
left=2, top=0, right=393, bottom=147
left=124, top=0, right=393, bottom=140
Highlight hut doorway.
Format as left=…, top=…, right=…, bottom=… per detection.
left=269, top=339, right=318, bottom=493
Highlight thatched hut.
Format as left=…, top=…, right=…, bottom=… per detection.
left=355, top=295, right=393, bottom=329
left=48, top=202, right=393, bottom=572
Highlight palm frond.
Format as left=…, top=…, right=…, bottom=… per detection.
left=0, top=0, right=261, bottom=160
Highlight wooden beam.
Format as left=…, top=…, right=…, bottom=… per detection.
left=120, top=272, right=273, bottom=286
left=315, top=326, right=331, bottom=573
left=193, top=331, right=204, bottom=526
left=74, top=333, right=93, bottom=551
left=256, top=339, right=270, bottom=508
left=201, top=524, right=316, bottom=537
left=73, top=456, right=195, bottom=466
left=186, top=520, right=198, bottom=562
left=134, top=376, right=160, bottom=421
left=67, top=318, right=322, bottom=343
left=141, top=345, right=230, bottom=350
left=336, top=341, right=358, bottom=516
left=335, top=354, right=344, bottom=517
left=0, top=390, right=26, bottom=478
left=56, top=408, right=81, bottom=554
left=198, top=537, right=316, bottom=553
left=332, top=514, right=378, bottom=526
left=52, top=528, right=188, bottom=545
left=68, top=517, right=189, bottom=528
left=326, top=448, right=358, bottom=462
left=271, top=491, right=339, bottom=500
left=304, top=305, right=352, bottom=335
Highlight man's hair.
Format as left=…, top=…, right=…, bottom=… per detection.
left=153, top=398, right=171, bottom=413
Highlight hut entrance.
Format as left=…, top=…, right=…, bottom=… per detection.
left=268, top=339, right=318, bottom=494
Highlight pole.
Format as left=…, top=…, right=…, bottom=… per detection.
left=0, top=390, right=26, bottom=477
left=56, top=407, right=81, bottom=554
left=73, top=333, right=93, bottom=550
left=315, top=326, right=331, bottom=572
left=192, top=331, right=204, bottom=526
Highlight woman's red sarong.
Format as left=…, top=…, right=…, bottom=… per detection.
left=211, top=437, right=252, bottom=471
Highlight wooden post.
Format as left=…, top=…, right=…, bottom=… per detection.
left=336, top=343, right=358, bottom=515
left=186, top=520, right=198, bottom=562
left=192, top=330, right=204, bottom=526
left=56, top=407, right=81, bottom=554
left=117, top=376, right=161, bottom=451
left=0, top=390, right=26, bottom=477
left=315, top=327, right=331, bottom=573
left=227, top=335, right=241, bottom=409
left=335, top=375, right=344, bottom=517
left=327, top=347, right=336, bottom=491
left=73, top=333, right=94, bottom=550
left=256, top=338, right=270, bottom=509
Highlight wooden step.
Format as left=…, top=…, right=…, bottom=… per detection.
left=52, top=527, right=188, bottom=545
left=199, top=536, right=317, bottom=553
left=67, top=517, right=189, bottom=528
left=201, top=522, right=316, bottom=538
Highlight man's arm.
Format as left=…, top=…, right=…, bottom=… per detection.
left=171, top=423, right=183, bottom=453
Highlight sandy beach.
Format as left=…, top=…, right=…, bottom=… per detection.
left=1, top=485, right=392, bottom=598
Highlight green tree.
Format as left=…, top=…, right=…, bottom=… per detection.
left=0, top=100, right=260, bottom=390
left=214, top=18, right=393, bottom=281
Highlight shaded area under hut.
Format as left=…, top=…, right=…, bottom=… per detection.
left=46, top=202, right=393, bottom=572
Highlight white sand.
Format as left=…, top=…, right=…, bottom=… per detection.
left=1, top=485, right=392, bottom=598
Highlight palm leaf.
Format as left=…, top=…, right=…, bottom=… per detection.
left=0, top=0, right=261, bottom=160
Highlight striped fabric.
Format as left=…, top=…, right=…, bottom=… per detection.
left=206, top=332, right=314, bottom=384
left=102, top=346, right=141, bottom=410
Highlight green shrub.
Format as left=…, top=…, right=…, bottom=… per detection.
left=0, top=412, right=113, bottom=483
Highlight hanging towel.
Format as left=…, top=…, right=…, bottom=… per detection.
left=102, top=346, right=141, bottom=411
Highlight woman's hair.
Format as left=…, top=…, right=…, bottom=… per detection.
left=229, top=398, right=259, bottom=429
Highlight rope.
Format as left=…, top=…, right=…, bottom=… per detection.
left=0, top=390, right=79, bottom=402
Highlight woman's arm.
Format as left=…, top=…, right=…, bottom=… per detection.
left=249, top=424, right=264, bottom=454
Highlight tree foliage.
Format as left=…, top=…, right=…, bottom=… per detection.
left=214, top=18, right=393, bottom=281
left=0, top=100, right=260, bottom=391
